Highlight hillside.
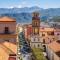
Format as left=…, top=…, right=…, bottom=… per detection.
left=0, top=6, right=60, bottom=23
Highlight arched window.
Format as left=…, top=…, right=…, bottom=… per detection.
left=35, top=22, right=38, bottom=26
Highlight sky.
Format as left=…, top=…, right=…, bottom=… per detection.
left=0, top=0, right=60, bottom=9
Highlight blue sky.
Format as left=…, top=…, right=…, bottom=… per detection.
left=0, top=0, right=60, bottom=8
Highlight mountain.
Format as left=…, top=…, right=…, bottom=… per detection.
left=1, top=13, right=32, bottom=23
left=0, top=6, right=43, bottom=14
left=0, top=6, right=60, bottom=23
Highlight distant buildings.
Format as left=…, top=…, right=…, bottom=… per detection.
left=24, top=12, right=60, bottom=60
left=0, top=17, right=17, bottom=60
left=49, top=22, right=60, bottom=29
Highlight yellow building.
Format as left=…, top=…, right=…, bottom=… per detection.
left=0, top=17, right=17, bottom=60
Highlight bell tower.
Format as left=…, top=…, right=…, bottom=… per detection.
left=30, top=12, right=41, bottom=48
left=32, top=12, right=40, bottom=35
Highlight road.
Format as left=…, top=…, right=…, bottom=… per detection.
left=17, top=26, right=32, bottom=60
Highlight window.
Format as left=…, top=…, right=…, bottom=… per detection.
left=47, top=32, right=54, bottom=35
left=43, top=39, right=45, bottom=43
left=5, top=40, right=9, bottom=42
left=38, top=44, right=40, bottom=47
left=34, top=22, right=38, bottom=26
left=9, top=54, right=16, bottom=60
left=57, top=33, right=60, bottom=35
left=53, top=38, right=54, bottom=40
left=5, top=27, right=9, bottom=34
left=42, top=34, right=45, bottom=36
left=43, top=45, right=46, bottom=52
left=51, top=32, right=54, bottom=35
left=36, top=22, right=38, bottom=26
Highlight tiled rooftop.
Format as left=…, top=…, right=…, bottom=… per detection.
left=48, top=40, right=60, bottom=52
left=0, top=16, right=16, bottom=22
left=56, top=51, right=60, bottom=57
left=0, top=42, right=17, bottom=60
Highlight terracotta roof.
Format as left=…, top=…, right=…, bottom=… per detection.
left=48, top=40, right=60, bottom=52
left=0, top=42, right=17, bottom=60
left=40, top=28, right=54, bottom=32
left=0, top=16, right=16, bottom=22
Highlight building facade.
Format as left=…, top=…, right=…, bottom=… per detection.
left=46, top=40, right=60, bottom=60
left=0, top=17, right=17, bottom=60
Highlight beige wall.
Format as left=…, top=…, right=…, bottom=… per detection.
left=0, top=22, right=16, bottom=34
left=30, top=43, right=42, bottom=48
left=0, top=38, right=16, bottom=44
left=31, top=36, right=40, bottom=42
left=0, top=20, right=17, bottom=60
left=30, top=36, right=42, bottom=48
left=46, top=46, right=53, bottom=60
left=39, top=31, right=57, bottom=44
left=46, top=45, right=60, bottom=60
left=54, top=53, right=60, bottom=60
left=54, top=31, right=60, bottom=40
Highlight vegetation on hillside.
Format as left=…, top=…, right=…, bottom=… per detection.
left=52, top=16, right=60, bottom=22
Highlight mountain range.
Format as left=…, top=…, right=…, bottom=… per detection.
left=0, top=6, right=60, bottom=23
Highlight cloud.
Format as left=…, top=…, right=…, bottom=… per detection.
left=9, top=1, right=28, bottom=8
left=9, top=6, right=14, bottom=8
left=17, top=5, right=22, bottom=8
left=8, top=5, right=22, bottom=8
left=5, top=1, right=40, bottom=8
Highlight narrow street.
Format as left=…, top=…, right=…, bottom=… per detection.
left=17, top=26, right=32, bottom=60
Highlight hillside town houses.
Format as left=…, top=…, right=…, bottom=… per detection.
left=24, top=12, right=60, bottom=60
left=0, top=12, right=60, bottom=60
